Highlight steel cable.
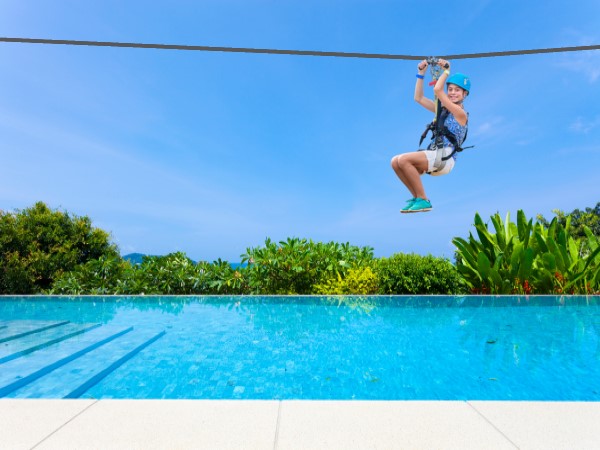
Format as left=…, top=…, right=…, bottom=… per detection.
left=1, top=37, right=599, bottom=60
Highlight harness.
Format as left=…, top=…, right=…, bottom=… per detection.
left=419, top=100, right=468, bottom=154
left=418, top=57, right=473, bottom=173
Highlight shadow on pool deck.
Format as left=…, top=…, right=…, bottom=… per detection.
left=1, top=399, right=600, bottom=449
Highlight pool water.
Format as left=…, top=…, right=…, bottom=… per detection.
left=0, top=296, right=598, bottom=400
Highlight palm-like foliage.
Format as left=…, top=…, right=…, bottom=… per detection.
left=453, top=210, right=600, bottom=294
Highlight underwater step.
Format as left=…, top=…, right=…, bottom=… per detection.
left=9, top=329, right=166, bottom=399
left=0, top=320, right=70, bottom=344
left=0, top=322, right=101, bottom=364
left=0, top=325, right=133, bottom=397
left=65, top=330, right=166, bottom=399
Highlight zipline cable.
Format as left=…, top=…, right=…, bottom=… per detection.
left=1, top=37, right=599, bottom=60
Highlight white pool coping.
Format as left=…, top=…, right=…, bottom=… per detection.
left=2, top=400, right=600, bottom=449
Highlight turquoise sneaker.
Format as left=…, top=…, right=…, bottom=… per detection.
left=400, top=198, right=417, bottom=213
left=408, top=198, right=433, bottom=212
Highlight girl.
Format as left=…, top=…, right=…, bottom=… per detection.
left=391, top=58, right=470, bottom=213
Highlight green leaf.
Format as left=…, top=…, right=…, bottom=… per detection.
left=452, top=237, right=479, bottom=269
left=541, top=252, right=557, bottom=272
left=517, top=210, right=527, bottom=241
left=477, top=252, right=491, bottom=280
left=518, top=248, right=534, bottom=281
left=488, top=267, right=504, bottom=292
left=510, top=242, right=524, bottom=279
left=491, top=213, right=506, bottom=250
left=546, top=236, right=565, bottom=273
left=534, top=228, right=549, bottom=253
left=475, top=222, right=497, bottom=257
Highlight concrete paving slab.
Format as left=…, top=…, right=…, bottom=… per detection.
left=0, top=399, right=96, bottom=450
left=276, top=400, right=517, bottom=449
left=2, top=400, right=599, bottom=449
left=469, top=401, right=600, bottom=450
left=35, top=400, right=279, bottom=450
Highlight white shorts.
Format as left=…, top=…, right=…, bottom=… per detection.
left=423, top=147, right=455, bottom=176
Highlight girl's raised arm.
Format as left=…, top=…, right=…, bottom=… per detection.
left=414, top=60, right=436, bottom=113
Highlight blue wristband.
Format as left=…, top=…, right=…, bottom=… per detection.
left=416, top=74, right=425, bottom=79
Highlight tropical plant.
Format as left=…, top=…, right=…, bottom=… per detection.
left=313, top=266, right=379, bottom=295
left=453, top=210, right=600, bottom=294
left=375, top=253, right=463, bottom=294
left=241, top=237, right=374, bottom=294
left=51, top=253, right=250, bottom=295
left=50, top=255, right=132, bottom=295
left=197, top=259, right=249, bottom=295
left=537, top=202, right=600, bottom=256
left=125, top=252, right=205, bottom=294
left=537, top=202, right=600, bottom=239
left=0, top=202, right=118, bottom=294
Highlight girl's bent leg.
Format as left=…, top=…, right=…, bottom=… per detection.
left=391, top=152, right=429, bottom=200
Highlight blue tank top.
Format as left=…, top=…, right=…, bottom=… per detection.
left=441, top=112, right=468, bottom=159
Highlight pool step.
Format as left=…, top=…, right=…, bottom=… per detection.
left=0, top=320, right=71, bottom=344
left=13, top=329, right=166, bottom=399
left=0, top=325, right=134, bottom=398
left=0, top=322, right=102, bottom=364
left=0, top=319, right=166, bottom=399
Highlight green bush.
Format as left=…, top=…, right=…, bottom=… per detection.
left=14, top=200, right=599, bottom=297
left=127, top=255, right=249, bottom=295
left=51, top=253, right=250, bottom=295
left=453, top=210, right=600, bottom=294
left=196, top=259, right=249, bottom=295
left=313, top=266, right=379, bottom=295
left=0, top=202, right=118, bottom=294
left=375, top=253, right=463, bottom=294
left=50, top=255, right=132, bottom=295
left=241, top=238, right=375, bottom=294
left=127, top=252, right=205, bottom=294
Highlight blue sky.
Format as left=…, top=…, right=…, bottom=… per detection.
left=1, top=1, right=599, bottom=262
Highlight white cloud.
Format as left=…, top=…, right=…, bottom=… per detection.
left=569, top=116, right=600, bottom=134
left=555, top=31, right=600, bottom=83
left=475, top=121, right=493, bottom=134
left=558, top=57, right=600, bottom=83
left=468, top=115, right=510, bottom=141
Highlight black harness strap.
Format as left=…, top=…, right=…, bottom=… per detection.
left=419, top=99, right=445, bottom=148
left=419, top=101, right=470, bottom=162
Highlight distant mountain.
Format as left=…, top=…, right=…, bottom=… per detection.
left=122, top=253, right=148, bottom=265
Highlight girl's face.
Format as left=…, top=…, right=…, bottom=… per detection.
left=447, top=84, right=467, bottom=103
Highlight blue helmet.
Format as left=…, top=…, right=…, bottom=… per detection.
left=447, top=73, right=471, bottom=94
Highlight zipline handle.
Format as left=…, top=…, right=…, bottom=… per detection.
left=425, top=57, right=449, bottom=86
left=425, top=56, right=450, bottom=69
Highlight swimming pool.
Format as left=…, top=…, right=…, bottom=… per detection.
left=0, top=295, right=598, bottom=400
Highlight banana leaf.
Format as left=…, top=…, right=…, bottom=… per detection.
left=534, top=228, right=549, bottom=253
left=452, top=237, right=479, bottom=270
left=477, top=252, right=492, bottom=280
left=474, top=220, right=497, bottom=257
left=546, top=236, right=566, bottom=273
left=563, top=246, right=600, bottom=292
left=517, top=210, right=532, bottom=247
left=491, top=213, right=506, bottom=250
left=488, top=267, right=505, bottom=292
left=518, top=247, right=534, bottom=282
left=541, top=252, right=557, bottom=272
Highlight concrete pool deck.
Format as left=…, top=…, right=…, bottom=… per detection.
left=2, top=400, right=600, bottom=449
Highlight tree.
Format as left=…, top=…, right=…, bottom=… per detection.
left=0, top=202, right=119, bottom=294
left=537, top=202, right=600, bottom=238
